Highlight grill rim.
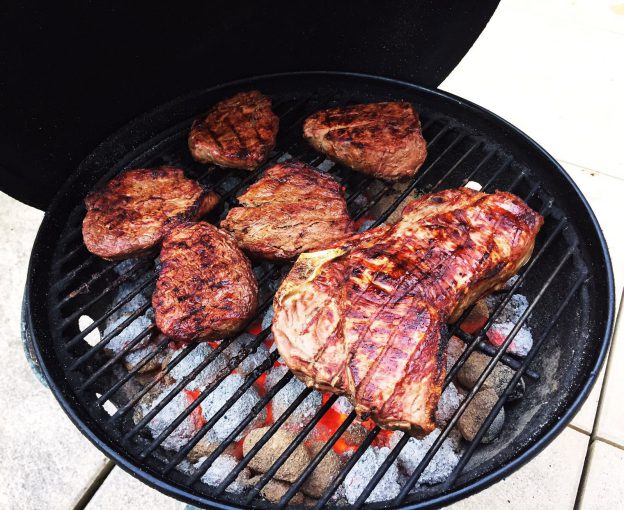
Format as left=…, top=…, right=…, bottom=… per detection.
left=23, top=71, right=615, bottom=509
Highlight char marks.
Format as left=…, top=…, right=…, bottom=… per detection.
left=303, top=102, right=427, bottom=181
left=272, top=188, right=543, bottom=435
left=221, top=161, right=355, bottom=260
left=189, top=90, right=279, bottom=171
left=82, top=166, right=219, bottom=260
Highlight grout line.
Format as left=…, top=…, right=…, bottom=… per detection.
left=567, top=423, right=591, bottom=436
left=71, top=459, right=116, bottom=510
left=593, top=437, right=624, bottom=453
left=557, top=159, right=624, bottom=183
left=573, top=291, right=624, bottom=510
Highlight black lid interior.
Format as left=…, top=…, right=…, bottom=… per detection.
left=0, top=0, right=499, bottom=210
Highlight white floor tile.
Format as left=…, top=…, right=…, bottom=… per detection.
left=441, top=0, right=624, bottom=179
left=595, top=297, right=624, bottom=447
left=0, top=192, right=110, bottom=510
left=446, top=427, right=589, bottom=510
left=85, top=467, right=186, bottom=510
left=577, top=440, right=624, bottom=510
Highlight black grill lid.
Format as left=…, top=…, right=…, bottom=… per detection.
left=0, top=0, right=499, bottom=209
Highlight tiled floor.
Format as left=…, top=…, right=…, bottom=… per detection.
left=1, top=0, right=623, bottom=508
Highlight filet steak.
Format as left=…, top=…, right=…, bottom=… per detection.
left=272, top=188, right=543, bottom=435
left=189, top=90, right=279, bottom=171
left=303, top=102, right=427, bottom=181
left=83, top=167, right=219, bottom=260
left=220, top=161, right=355, bottom=260
left=153, top=222, right=258, bottom=342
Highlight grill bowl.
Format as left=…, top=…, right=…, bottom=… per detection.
left=24, top=72, right=614, bottom=509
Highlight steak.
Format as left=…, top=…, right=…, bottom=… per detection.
left=272, top=188, right=543, bottom=435
left=220, top=161, right=355, bottom=260
left=303, top=101, right=427, bottom=181
left=83, top=167, right=219, bottom=260
left=189, top=90, right=279, bottom=171
left=153, top=222, right=258, bottom=342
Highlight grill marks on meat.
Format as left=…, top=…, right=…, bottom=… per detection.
left=303, top=102, right=427, bottom=181
left=82, top=167, right=219, bottom=260
left=272, top=188, right=543, bottom=435
left=220, top=161, right=355, bottom=260
left=189, top=90, right=279, bottom=171
left=153, top=222, right=258, bottom=342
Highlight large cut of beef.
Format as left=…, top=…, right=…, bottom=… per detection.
left=272, top=188, right=543, bottom=435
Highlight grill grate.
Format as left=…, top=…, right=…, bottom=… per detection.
left=29, top=74, right=612, bottom=509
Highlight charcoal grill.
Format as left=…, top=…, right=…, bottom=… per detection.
left=21, top=72, right=614, bottom=508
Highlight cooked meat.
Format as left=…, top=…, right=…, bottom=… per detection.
left=303, top=102, right=427, bottom=181
left=220, top=161, right=355, bottom=260
left=83, top=167, right=219, bottom=260
left=153, top=222, right=258, bottom=342
left=189, top=90, right=279, bottom=171
left=272, top=188, right=543, bottom=436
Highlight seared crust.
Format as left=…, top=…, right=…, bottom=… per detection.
left=82, top=166, right=219, bottom=260
left=303, top=102, right=427, bottom=181
left=272, top=188, right=543, bottom=436
left=153, top=222, right=258, bottom=343
left=189, top=90, right=279, bottom=171
left=220, top=161, right=355, bottom=260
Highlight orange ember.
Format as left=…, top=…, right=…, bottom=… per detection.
left=183, top=389, right=207, bottom=429
left=314, top=393, right=358, bottom=454
left=207, top=340, right=220, bottom=349
left=247, top=321, right=263, bottom=336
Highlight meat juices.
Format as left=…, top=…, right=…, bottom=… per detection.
left=220, top=161, right=355, bottom=261
left=303, top=101, right=427, bottom=181
left=153, top=222, right=258, bottom=343
left=189, top=90, right=279, bottom=171
left=82, top=166, right=219, bottom=260
left=272, top=188, right=543, bottom=436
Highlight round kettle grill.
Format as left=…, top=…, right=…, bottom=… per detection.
left=22, top=72, right=615, bottom=508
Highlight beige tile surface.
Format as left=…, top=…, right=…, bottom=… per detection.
left=447, top=427, right=589, bottom=510
left=577, top=440, right=624, bottom=510
left=85, top=466, right=186, bottom=510
left=441, top=0, right=624, bottom=180
left=0, top=192, right=109, bottom=509
left=595, top=296, right=624, bottom=447
left=557, top=163, right=623, bottom=432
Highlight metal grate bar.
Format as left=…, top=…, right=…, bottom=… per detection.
left=459, top=150, right=498, bottom=186
left=64, top=272, right=155, bottom=348
left=351, top=124, right=455, bottom=222
left=163, top=370, right=294, bottom=475
left=244, top=394, right=340, bottom=504
left=443, top=217, right=566, bottom=388
left=369, top=131, right=468, bottom=228
left=78, top=324, right=159, bottom=391
left=58, top=260, right=154, bottom=324
left=208, top=388, right=314, bottom=490
left=442, top=273, right=587, bottom=488
left=140, top=347, right=280, bottom=459
left=124, top=327, right=272, bottom=441
left=429, top=140, right=483, bottom=191
left=393, top=244, right=577, bottom=503
left=277, top=411, right=358, bottom=509
left=69, top=300, right=152, bottom=370
left=312, top=427, right=382, bottom=509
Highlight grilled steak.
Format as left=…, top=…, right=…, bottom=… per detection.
left=303, top=102, right=427, bottom=181
left=189, top=90, right=279, bottom=171
left=83, top=167, right=219, bottom=260
left=221, top=161, right=355, bottom=260
left=272, top=188, right=543, bottom=435
left=153, top=222, right=258, bottom=342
